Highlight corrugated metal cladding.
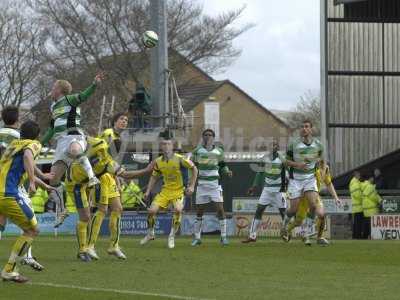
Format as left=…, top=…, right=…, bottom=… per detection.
left=328, top=22, right=382, bottom=71
left=325, top=0, right=400, bottom=175
left=328, top=0, right=344, bottom=18
left=328, top=76, right=383, bottom=124
left=329, top=128, right=381, bottom=174
left=329, top=127, right=400, bottom=175
left=328, top=23, right=400, bottom=72
left=385, top=24, right=400, bottom=72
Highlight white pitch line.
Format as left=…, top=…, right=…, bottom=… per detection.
left=29, top=282, right=215, bottom=300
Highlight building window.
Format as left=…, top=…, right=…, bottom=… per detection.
left=342, top=0, right=400, bottom=19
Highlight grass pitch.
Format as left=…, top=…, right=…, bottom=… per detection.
left=1, top=236, right=399, bottom=300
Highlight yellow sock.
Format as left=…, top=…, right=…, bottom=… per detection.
left=109, top=211, right=121, bottom=249
left=316, top=216, right=325, bottom=239
left=4, top=235, right=33, bottom=273
left=147, top=214, right=155, bottom=235
left=88, top=210, right=105, bottom=248
left=170, top=213, right=181, bottom=236
left=76, top=221, right=88, bottom=253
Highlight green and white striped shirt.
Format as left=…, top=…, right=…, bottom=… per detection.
left=286, top=137, right=324, bottom=180
left=262, top=154, right=285, bottom=192
left=191, top=145, right=228, bottom=188
left=43, top=83, right=97, bottom=143
left=0, top=127, right=20, bottom=149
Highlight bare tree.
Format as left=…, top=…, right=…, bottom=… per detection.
left=0, top=6, right=44, bottom=108
left=287, top=90, right=321, bottom=136
left=26, top=0, right=253, bottom=87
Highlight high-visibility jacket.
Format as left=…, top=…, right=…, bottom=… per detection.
left=349, top=177, right=363, bottom=213
left=121, top=182, right=143, bottom=208
left=362, top=181, right=381, bottom=217
left=31, top=187, right=48, bottom=213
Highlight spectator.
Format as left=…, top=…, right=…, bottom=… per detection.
left=349, top=171, right=363, bottom=239
left=361, top=176, right=382, bottom=239
left=373, top=168, right=385, bottom=189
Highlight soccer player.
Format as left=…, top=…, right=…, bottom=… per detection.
left=0, top=106, right=20, bottom=240
left=286, top=161, right=341, bottom=245
left=65, top=136, right=153, bottom=261
left=0, top=106, right=20, bottom=156
left=190, top=129, right=232, bottom=246
left=99, top=112, right=129, bottom=156
left=0, top=107, right=48, bottom=271
left=242, top=140, right=287, bottom=243
left=41, top=72, right=105, bottom=227
left=0, top=121, right=54, bottom=282
left=141, top=135, right=198, bottom=249
left=281, top=120, right=325, bottom=244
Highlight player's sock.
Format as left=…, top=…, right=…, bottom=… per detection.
left=316, top=215, right=326, bottom=239
left=26, top=246, right=32, bottom=259
left=50, top=184, right=65, bottom=212
left=287, top=214, right=303, bottom=235
left=147, top=214, right=155, bottom=236
left=193, top=217, right=203, bottom=240
left=220, top=219, right=227, bottom=238
left=109, top=211, right=121, bottom=249
left=249, top=218, right=260, bottom=239
left=278, top=208, right=286, bottom=220
left=78, top=155, right=96, bottom=179
left=88, top=210, right=105, bottom=248
left=4, top=235, right=33, bottom=273
left=287, top=219, right=296, bottom=235
left=283, top=212, right=294, bottom=229
left=169, top=213, right=181, bottom=237
left=304, top=217, right=314, bottom=237
left=76, top=221, right=88, bottom=253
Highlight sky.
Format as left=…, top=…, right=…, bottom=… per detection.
left=201, top=0, right=320, bottom=111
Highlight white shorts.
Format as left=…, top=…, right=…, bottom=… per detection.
left=54, top=135, right=87, bottom=166
left=258, top=189, right=287, bottom=209
left=195, top=185, right=223, bottom=205
left=287, top=177, right=318, bottom=199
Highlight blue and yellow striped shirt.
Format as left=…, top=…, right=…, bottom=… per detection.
left=0, top=139, right=41, bottom=197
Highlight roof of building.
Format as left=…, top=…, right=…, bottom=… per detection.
left=178, top=80, right=290, bottom=130
left=178, top=81, right=226, bottom=112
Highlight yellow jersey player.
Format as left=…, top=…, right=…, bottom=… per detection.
left=99, top=112, right=129, bottom=156
left=0, top=121, right=53, bottom=283
left=65, top=136, right=153, bottom=261
left=0, top=106, right=21, bottom=239
left=140, top=135, right=198, bottom=249
left=286, top=161, right=341, bottom=246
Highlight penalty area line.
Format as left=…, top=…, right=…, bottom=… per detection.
left=29, top=281, right=215, bottom=300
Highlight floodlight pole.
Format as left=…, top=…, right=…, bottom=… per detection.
left=150, top=0, right=169, bottom=128
left=320, top=0, right=329, bottom=162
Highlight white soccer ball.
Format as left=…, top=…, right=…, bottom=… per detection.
left=142, top=30, right=158, bottom=48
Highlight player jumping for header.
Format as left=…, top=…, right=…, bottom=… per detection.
left=41, top=72, right=105, bottom=227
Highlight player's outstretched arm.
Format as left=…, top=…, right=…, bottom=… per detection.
left=120, top=161, right=155, bottom=179
left=67, top=71, right=105, bottom=106
left=34, top=166, right=55, bottom=181
left=144, top=175, right=158, bottom=201
left=34, top=176, right=55, bottom=193
left=23, top=149, right=37, bottom=194
left=41, top=126, right=55, bottom=146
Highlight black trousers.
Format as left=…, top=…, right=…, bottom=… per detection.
left=352, top=212, right=364, bottom=239
left=362, top=216, right=371, bottom=240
